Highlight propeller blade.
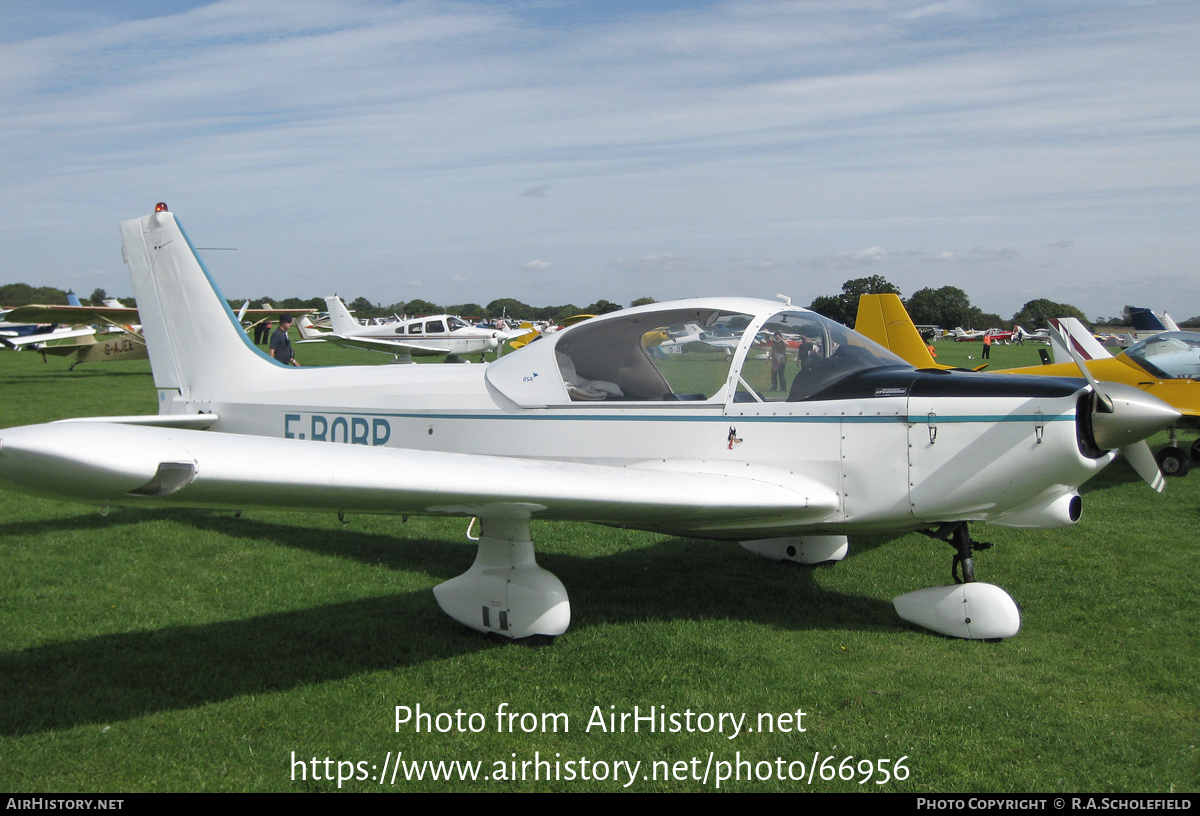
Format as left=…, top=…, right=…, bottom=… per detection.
left=1121, top=441, right=1166, bottom=493
left=1049, top=321, right=1179, bottom=489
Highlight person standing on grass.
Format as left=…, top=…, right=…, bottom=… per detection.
left=271, top=314, right=300, bottom=366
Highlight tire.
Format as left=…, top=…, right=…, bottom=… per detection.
left=1156, top=447, right=1192, bottom=477
left=1191, top=438, right=1200, bottom=463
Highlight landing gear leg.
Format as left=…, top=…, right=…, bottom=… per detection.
left=920, top=521, right=992, bottom=584
left=892, top=522, right=1018, bottom=639
left=947, top=522, right=993, bottom=584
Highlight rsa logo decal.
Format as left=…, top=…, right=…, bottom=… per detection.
left=284, top=413, right=391, bottom=445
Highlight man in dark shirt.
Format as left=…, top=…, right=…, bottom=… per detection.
left=270, top=314, right=300, bottom=366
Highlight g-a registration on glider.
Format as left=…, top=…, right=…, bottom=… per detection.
left=0, top=207, right=1181, bottom=640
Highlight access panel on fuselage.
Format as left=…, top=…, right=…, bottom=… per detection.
left=905, top=386, right=1077, bottom=525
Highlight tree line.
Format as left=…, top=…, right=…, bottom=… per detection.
left=3, top=281, right=1197, bottom=330
left=803, top=275, right=1198, bottom=331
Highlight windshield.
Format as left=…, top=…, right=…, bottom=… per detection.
left=734, top=310, right=910, bottom=402
left=1123, top=331, right=1200, bottom=380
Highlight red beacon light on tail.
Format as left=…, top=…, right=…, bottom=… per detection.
left=154, top=202, right=169, bottom=212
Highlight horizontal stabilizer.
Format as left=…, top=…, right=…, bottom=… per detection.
left=312, top=334, right=452, bottom=356
left=54, top=414, right=220, bottom=430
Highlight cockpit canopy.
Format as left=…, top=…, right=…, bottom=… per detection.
left=555, top=307, right=749, bottom=401
left=486, top=300, right=911, bottom=407
left=1123, top=331, right=1200, bottom=380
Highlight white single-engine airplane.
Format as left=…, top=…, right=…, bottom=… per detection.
left=0, top=206, right=1180, bottom=641
left=297, top=295, right=526, bottom=362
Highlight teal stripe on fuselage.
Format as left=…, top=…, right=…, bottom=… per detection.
left=265, top=409, right=1072, bottom=424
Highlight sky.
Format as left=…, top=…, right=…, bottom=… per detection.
left=1, top=0, right=1198, bottom=321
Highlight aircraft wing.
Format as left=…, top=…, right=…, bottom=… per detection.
left=241, top=308, right=314, bottom=317
left=305, top=333, right=453, bottom=355
left=0, top=422, right=840, bottom=537
left=4, top=304, right=139, bottom=325
left=2, top=327, right=98, bottom=348
left=7, top=304, right=307, bottom=326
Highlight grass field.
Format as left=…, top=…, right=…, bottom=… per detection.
left=1, top=337, right=1197, bottom=792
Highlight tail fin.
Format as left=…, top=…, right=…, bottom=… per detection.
left=854, top=294, right=947, bottom=369
left=1129, top=307, right=1171, bottom=333
left=1048, top=317, right=1111, bottom=365
left=325, top=296, right=362, bottom=335
left=68, top=292, right=82, bottom=307
left=121, top=206, right=281, bottom=406
left=297, top=315, right=326, bottom=339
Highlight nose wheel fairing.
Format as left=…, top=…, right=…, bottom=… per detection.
left=893, top=582, right=1021, bottom=640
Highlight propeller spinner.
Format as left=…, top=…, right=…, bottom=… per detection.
left=1050, top=323, right=1179, bottom=491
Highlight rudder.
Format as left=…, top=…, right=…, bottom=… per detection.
left=122, top=206, right=281, bottom=410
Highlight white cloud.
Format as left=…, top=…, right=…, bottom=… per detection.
left=968, top=246, right=1017, bottom=260
left=808, top=246, right=889, bottom=268
left=918, top=247, right=1016, bottom=264
left=522, top=259, right=552, bottom=271
left=613, top=253, right=698, bottom=273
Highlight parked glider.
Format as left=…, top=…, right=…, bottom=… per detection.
left=296, top=295, right=526, bottom=362
left=0, top=207, right=1179, bottom=641
left=0, top=296, right=144, bottom=366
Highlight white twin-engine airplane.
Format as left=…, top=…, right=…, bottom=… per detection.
left=297, top=295, right=526, bottom=362
left=0, top=206, right=1180, bottom=641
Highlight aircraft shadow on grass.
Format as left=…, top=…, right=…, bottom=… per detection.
left=0, top=511, right=904, bottom=737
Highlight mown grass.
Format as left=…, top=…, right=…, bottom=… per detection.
left=0, top=338, right=1196, bottom=792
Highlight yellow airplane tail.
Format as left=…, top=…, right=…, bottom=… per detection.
left=506, top=322, right=539, bottom=351
left=855, top=294, right=949, bottom=370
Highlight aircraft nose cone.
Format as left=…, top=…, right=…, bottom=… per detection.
left=1090, top=382, right=1181, bottom=449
